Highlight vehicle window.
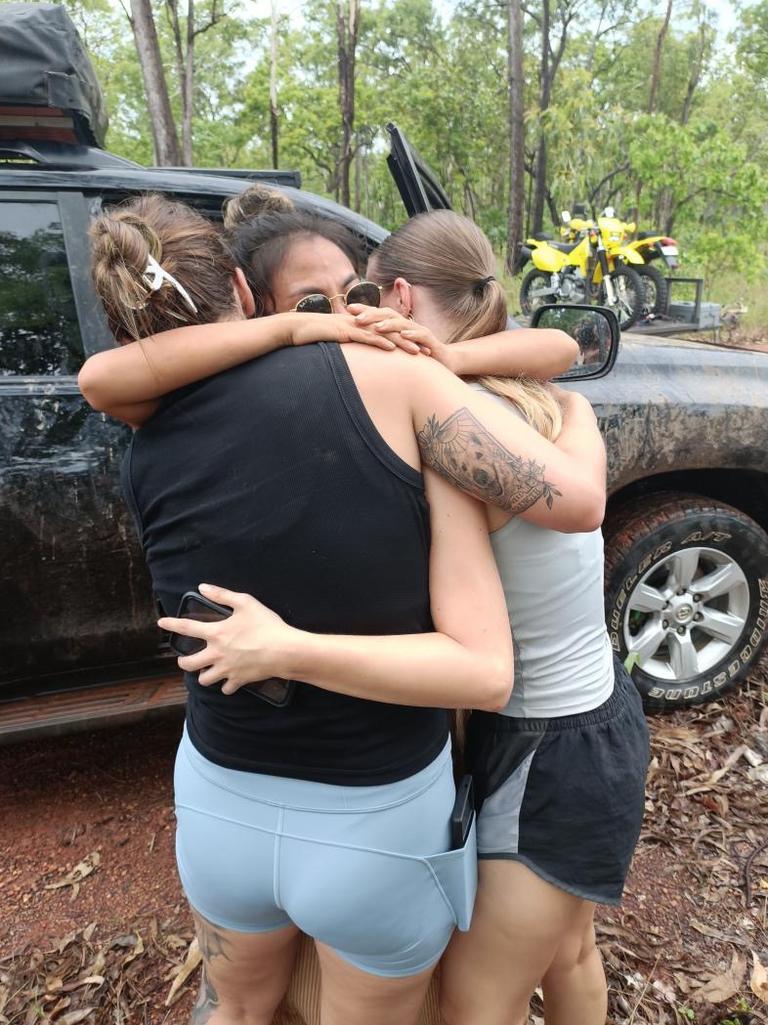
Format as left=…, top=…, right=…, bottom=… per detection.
left=97, top=190, right=225, bottom=223
left=0, top=201, right=83, bottom=376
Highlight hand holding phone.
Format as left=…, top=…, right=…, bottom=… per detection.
left=168, top=591, right=296, bottom=708
left=169, top=592, right=232, bottom=656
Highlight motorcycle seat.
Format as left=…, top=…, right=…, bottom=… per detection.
left=551, top=241, right=579, bottom=253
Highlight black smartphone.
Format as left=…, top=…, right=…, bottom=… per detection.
left=168, top=591, right=296, bottom=708
left=450, top=774, right=475, bottom=849
left=169, top=591, right=231, bottom=657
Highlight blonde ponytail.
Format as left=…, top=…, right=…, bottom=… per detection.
left=370, top=211, right=563, bottom=441
left=477, top=376, right=563, bottom=441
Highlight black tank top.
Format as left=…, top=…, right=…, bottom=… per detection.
left=122, top=342, right=448, bottom=784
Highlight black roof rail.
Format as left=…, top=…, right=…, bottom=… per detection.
left=0, top=141, right=302, bottom=190
left=149, top=166, right=302, bottom=189
left=0, top=139, right=140, bottom=170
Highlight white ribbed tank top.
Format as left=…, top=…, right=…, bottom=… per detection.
left=476, top=385, right=615, bottom=718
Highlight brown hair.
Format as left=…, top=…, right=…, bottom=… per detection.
left=370, top=211, right=562, bottom=441
left=229, top=210, right=364, bottom=318
left=222, top=184, right=364, bottom=316
left=222, top=183, right=296, bottom=230
left=90, top=194, right=239, bottom=342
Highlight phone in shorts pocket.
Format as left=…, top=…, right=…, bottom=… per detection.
left=168, top=591, right=296, bottom=708
left=450, top=774, right=475, bottom=849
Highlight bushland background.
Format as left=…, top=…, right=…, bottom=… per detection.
left=25, top=0, right=768, bottom=330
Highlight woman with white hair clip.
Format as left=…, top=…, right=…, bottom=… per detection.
left=80, top=194, right=606, bottom=1025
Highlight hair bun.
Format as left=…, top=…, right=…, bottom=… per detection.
left=89, top=193, right=236, bottom=342
left=223, top=184, right=296, bottom=230
left=92, top=212, right=162, bottom=275
left=120, top=214, right=164, bottom=265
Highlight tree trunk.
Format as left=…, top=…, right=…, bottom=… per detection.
left=531, top=0, right=551, bottom=234
left=648, top=0, right=675, bottom=235
left=270, top=0, right=279, bottom=167
left=182, top=0, right=194, bottom=166
left=681, top=20, right=707, bottom=125
left=336, top=0, right=359, bottom=210
left=166, top=0, right=194, bottom=166
left=129, top=0, right=181, bottom=166
left=354, top=143, right=363, bottom=212
left=165, top=0, right=192, bottom=165
left=648, top=0, right=673, bottom=114
left=506, top=0, right=525, bottom=271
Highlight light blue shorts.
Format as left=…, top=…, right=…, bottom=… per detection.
left=174, top=729, right=477, bottom=977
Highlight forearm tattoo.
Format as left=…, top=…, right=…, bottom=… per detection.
left=417, top=408, right=562, bottom=514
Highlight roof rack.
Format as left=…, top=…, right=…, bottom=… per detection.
left=0, top=4, right=108, bottom=147
left=149, top=167, right=302, bottom=189
left=0, top=138, right=140, bottom=170
left=0, top=138, right=302, bottom=189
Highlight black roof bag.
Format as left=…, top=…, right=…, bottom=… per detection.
left=0, top=3, right=107, bottom=147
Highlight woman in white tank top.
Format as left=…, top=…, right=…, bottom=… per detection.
left=365, top=211, right=650, bottom=1025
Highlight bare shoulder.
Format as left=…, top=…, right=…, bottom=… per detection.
left=339, top=344, right=445, bottom=399
left=336, top=344, right=424, bottom=470
left=340, top=343, right=429, bottom=376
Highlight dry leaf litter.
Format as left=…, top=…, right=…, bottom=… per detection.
left=1, top=654, right=767, bottom=1025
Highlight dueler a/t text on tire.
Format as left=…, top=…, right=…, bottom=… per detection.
left=603, top=493, right=768, bottom=711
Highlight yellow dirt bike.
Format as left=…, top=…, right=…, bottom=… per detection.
left=562, top=206, right=678, bottom=317
left=519, top=214, right=644, bottom=330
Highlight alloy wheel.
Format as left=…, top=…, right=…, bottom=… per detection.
left=623, top=546, right=749, bottom=682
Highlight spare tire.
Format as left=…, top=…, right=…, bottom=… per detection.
left=603, top=493, right=768, bottom=711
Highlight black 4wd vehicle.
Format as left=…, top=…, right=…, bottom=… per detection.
left=1, top=4, right=766, bottom=740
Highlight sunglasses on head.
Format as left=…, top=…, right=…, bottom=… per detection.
left=290, top=280, right=382, bottom=314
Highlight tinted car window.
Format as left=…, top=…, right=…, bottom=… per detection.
left=0, top=201, right=82, bottom=375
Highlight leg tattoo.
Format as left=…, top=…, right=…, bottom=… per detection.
left=192, top=910, right=234, bottom=964
left=191, top=967, right=220, bottom=1025
left=189, top=911, right=231, bottom=1024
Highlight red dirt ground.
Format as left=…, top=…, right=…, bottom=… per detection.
left=2, top=660, right=767, bottom=1024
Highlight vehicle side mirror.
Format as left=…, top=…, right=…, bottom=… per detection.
left=561, top=210, right=571, bottom=224
left=531, top=303, right=620, bottom=380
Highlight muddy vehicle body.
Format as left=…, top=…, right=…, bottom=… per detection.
left=1, top=6, right=767, bottom=739
left=580, top=338, right=768, bottom=708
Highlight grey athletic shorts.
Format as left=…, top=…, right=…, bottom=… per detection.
left=466, top=659, right=650, bottom=905
left=174, top=729, right=477, bottom=977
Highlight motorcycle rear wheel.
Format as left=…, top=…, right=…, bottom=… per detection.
left=598, top=266, right=644, bottom=330
left=519, top=269, right=556, bottom=315
left=636, top=264, right=668, bottom=317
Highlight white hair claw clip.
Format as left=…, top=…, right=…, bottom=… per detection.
left=142, top=254, right=198, bottom=315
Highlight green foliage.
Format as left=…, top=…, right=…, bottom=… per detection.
left=43, top=0, right=768, bottom=291
left=675, top=1006, right=696, bottom=1023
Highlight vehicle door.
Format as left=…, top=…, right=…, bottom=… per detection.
left=0, top=189, right=161, bottom=693
left=385, top=123, right=453, bottom=216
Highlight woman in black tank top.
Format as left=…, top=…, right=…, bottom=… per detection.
left=82, top=193, right=606, bottom=1025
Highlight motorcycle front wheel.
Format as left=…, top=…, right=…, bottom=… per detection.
left=598, top=266, right=644, bottom=330
left=519, top=269, right=556, bottom=315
